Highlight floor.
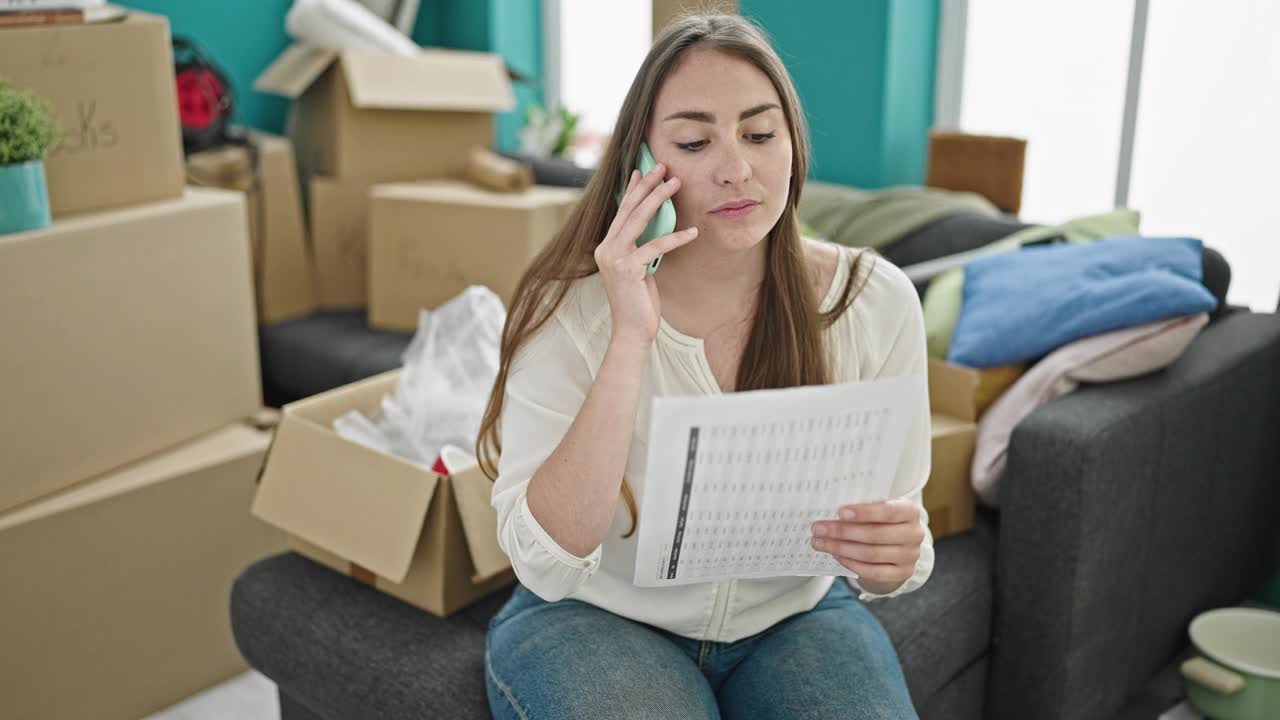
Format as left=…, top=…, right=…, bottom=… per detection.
left=1159, top=702, right=1205, bottom=720
left=144, top=671, right=278, bottom=720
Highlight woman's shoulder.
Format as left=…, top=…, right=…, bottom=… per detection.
left=852, top=248, right=918, bottom=311
left=508, top=272, right=611, bottom=374
left=820, top=243, right=922, bottom=381
left=553, top=272, right=612, bottom=338
left=508, top=274, right=607, bottom=381
left=802, top=236, right=842, bottom=305
left=803, top=238, right=917, bottom=317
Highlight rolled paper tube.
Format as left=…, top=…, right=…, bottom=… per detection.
left=465, top=147, right=534, bottom=193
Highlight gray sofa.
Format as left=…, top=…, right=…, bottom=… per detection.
left=232, top=169, right=1280, bottom=719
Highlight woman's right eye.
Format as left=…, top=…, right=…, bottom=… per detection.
left=675, top=140, right=708, bottom=152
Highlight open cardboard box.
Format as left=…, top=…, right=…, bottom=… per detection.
left=254, top=45, right=515, bottom=186
left=925, top=358, right=980, bottom=540
left=252, top=370, right=515, bottom=616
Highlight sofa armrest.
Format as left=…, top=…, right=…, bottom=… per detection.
left=987, top=310, right=1280, bottom=720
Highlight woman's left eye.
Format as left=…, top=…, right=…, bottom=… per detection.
left=747, top=132, right=776, bottom=143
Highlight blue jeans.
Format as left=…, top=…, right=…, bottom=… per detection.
left=484, top=579, right=918, bottom=719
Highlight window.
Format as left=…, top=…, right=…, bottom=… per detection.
left=1128, top=1, right=1280, bottom=311
left=946, top=0, right=1278, bottom=310
left=545, top=0, right=653, bottom=167
left=956, top=0, right=1136, bottom=223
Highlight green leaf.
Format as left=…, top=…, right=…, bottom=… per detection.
left=0, top=81, right=64, bottom=166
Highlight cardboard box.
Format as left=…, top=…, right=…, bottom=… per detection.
left=0, top=188, right=262, bottom=514
left=187, top=133, right=319, bottom=324
left=926, top=131, right=1028, bottom=215
left=0, top=11, right=185, bottom=217
left=367, top=181, right=581, bottom=331
left=309, top=176, right=375, bottom=308
left=926, top=358, right=980, bottom=539
left=0, top=422, right=286, bottom=720
left=252, top=370, right=515, bottom=617
left=254, top=45, right=515, bottom=186
left=973, top=362, right=1028, bottom=417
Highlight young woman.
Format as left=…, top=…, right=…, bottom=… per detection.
left=476, top=13, right=933, bottom=719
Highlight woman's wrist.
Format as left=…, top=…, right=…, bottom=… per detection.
left=607, top=330, right=656, bottom=360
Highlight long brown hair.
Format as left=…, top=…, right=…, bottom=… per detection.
left=476, top=12, right=873, bottom=537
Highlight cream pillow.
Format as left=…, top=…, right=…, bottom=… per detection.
left=971, top=312, right=1208, bottom=506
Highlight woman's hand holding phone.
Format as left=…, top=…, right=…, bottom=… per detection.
left=595, top=162, right=698, bottom=348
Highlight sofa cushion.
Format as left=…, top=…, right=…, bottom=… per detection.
left=867, top=510, right=997, bottom=706
left=798, top=182, right=999, bottom=252
left=922, top=208, right=1143, bottom=359
left=880, top=211, right=1033, bottom=271
left=259, top=310, right=411, bottom=406
left=230, top=514, right=995, bottom=719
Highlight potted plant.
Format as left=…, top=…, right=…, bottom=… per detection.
left=0, top=80, right=63, bottom=234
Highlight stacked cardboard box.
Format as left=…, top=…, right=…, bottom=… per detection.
left=0, top=423, right=284, bottom=720
left=0, top=12, right=285, bottom=718
left=926, top=359, right=979, bottom=540
left=254, top=45, right=517, bottom=309
left=187, top=132, right=319, bottom=324
left=0, top=13, right=185, bottom=217
left=367, top=180, right=582, bottom=331
left=0, top=190, right=263, bottom=509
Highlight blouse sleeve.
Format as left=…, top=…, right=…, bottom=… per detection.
left=849, top=258, right=936, bottom=601
left=490, top=314, right=603, bottom=602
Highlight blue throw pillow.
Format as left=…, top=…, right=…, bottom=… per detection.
left=948, top=236, right=1217, bottom=368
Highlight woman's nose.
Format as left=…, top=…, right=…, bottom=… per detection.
left=714, top=143, right=752, bottom=186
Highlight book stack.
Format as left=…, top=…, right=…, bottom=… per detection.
left=0, top=0, right=126, bottom=28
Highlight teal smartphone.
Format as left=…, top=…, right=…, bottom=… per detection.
left=617, top=142, right=677, bottom=274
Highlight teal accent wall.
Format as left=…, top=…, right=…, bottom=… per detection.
left=491, top=0, right=543, bottom=154
left=738, top=0, right=939, bottom=188
left=120, top=0, right=542, bottom=151
left=415, top=0, right=543, bottom=152
left=882, top=0, right=939, bottom=186
left=121, top=0, right=293, bottom=134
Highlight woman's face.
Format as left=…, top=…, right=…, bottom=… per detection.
left=646, top=47, right=793, bottom=254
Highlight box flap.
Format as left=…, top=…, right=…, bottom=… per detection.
left=254, top=44, right=340, bottom=99
left=251, top=372, right=441, bottom=583
left=928, top=358, right=979, bottom=422
left=448, top=462, right=512, bottom=583
left=930, top=412, right=976, bottom=439
left=341, top=49, right=516, bottom=112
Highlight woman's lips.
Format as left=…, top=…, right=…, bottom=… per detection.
left=711, top=201, right=759, bottom=219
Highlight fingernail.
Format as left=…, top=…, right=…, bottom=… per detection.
left=812, top=538, right=826, bottom=551
left=813, top=523, right=827, bottom=537
left=839, top=508, right=856, bottom=521
left=686, top=227, right=698, bottom=236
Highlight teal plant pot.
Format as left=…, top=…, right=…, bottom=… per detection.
left=0, top=159, right=52, bottom=234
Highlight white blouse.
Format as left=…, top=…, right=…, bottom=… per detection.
left=490, top=244, right=935, bottom=643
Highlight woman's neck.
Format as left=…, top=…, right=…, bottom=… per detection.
left=654, top=235, right=768, bottom=339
